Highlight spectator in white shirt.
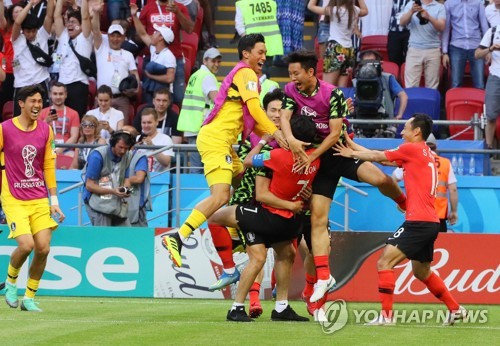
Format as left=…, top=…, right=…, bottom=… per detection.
left=486, top=0, right=500, bottom=27
left=87, top=85, right=124, bottom=142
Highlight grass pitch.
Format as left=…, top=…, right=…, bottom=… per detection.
left=0, top=297, right=498, bottom=345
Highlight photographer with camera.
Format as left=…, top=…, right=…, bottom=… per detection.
left=353, top=50, right=408, bottom=137
left=82, top=130, right=135, bottom=226
left=400, top=0, right=446, bottom=89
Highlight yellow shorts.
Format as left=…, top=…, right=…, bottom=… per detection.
left=196, top=133, right=244, bottom=187
left=3, top=202, right=58, bottom=239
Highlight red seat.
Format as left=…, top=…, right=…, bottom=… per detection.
left=128, top=104, right=136, bottom=126
left=2, top=101, right=14, bottom=121
left=136, top=103, right=148, bottom=116
left=56, top=155, right=74, bottom=170
left=137, top=55, right=144, bottom=80
left=316, top=58, right=323, bottom=80
left=382, top=60, right=400, bottom=80
left=193, top=6, right=204, bottom=38
left=171, top=103, right=180, bottom=115
left=400, top=62, right=443, bottom=88
left=184, top=57, right=192, bottom=85
left=360, top=35, right=389, bottom=61
left=445, top=87, right=485, bottom=140
left=181, top=31, right=199, bottom=53
left=181, top=43, right=196, bottom=67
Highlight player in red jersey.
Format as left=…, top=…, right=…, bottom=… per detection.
left=209, top=115, right=319, bottom=322
left=334, top=113, right=465, bottom=326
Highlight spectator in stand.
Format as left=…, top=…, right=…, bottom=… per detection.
left=133, top=88, right=183, bottom=144
left=39, top=82, right=80, bottom=156
left=475, top=25, right=500, bottom=149
left=11, top=0, right=54, bottom=116
left=0, top=1, right=24, bottom=116
left=91, top=1, right=140, bottom=122
left=87, top=85, right=124, bottom=142
left=442, top=0, right=489, bottom=89
left=276, top=0, right=306, bottom=58
left=307, top=0, right=369, bottom=87
left=235, top=0, right=284, bottom=76
left=107, top=0, right=130, bottom=22
left=139, top=0, right=194, bottom=106
left=0, top=37, right=5, bottom=83
left=485, top=0, right=500, bottom=27
left=53, top=0, right=92, bottom=119
left=314, top=0, right=330, bottom=58
left=131, top=3, right=176, bottom=104
left=70, top=114, right=107, bottom=170
left=177, top=47, right=221, bottom=174
left=176, top=0, right=198, bottom=22
left=135, top=107, right=174, bottom=172
left=198, top=0, right=218, bottom=48
left=400, top=0, right=446, bottom=89
left=387, top=0, right=412, bottom=67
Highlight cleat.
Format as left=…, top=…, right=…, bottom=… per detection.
left=20, top=298, right=42, bottom=312
left=310, top=275, right=336, bottom=303
left=162, top=233, right=183, bottom=267
left=271, top=305, right=309, bottom=322
left=249, top=301, right=263, bottom=318
left=314, top=307, right=328, bottom=322
left=208, top=269, right=240, bottom=291
left=443, top=306, right=467, bottom=326
left=227, top=306, right=253, bottom=322
left=364, top=314, right=395, bottom=326
left=4, top=281, right=19, bottom=308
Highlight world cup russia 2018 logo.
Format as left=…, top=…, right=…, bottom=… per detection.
left=22, top=145, right=37, bottom=178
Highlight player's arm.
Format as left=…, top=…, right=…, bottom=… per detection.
left=280, top=94, right=308, bottom=162
left=448, top=182, right=458, bottom=225
left=44, top=128, right=65, bottom=222
left=335, top=134, right=397, bottom=165
left=255, top=175, right=303, bottom=214
left=243, top=135, right=272, bottom=168
left=128, top=155, right=147, bottom=185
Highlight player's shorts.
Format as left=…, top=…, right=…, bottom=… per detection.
left=3, top=202, right=58, bottom=239
left=312, top=148, right=364, bottom=199
left=235, top=204, right=302, bottom=248
left=439, top=219, right=448, bottom=233
left=386, top=221, right=440, bottom=263
left=196, top=132, right=244, bottom=187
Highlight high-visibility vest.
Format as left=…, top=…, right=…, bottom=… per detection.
left=177, top=67, right=217, bottom=133
left=237, top=0, right=284, bottom=56
left=259, top=78, right=279, bottom=106
left=434, top=155, right=451, bottom=219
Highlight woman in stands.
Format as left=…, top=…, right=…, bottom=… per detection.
left=307, top=0, right=368, bottom=87
left=71, top=114, right=107, bottom=170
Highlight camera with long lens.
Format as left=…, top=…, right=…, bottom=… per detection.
left=414, top=0, right=429, bottom=25
left=119, top=186, right=134, bottom=195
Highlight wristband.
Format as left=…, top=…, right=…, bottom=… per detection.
left=258, top=139, right=267, bottom=146
left=50, top=196, right=59, bottom=206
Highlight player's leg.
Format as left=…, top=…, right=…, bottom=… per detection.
left=249, top=268, right=264, bottom=318
left=356, top=161, right=407, bottom=211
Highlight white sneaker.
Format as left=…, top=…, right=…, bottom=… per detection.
left=314, top=307, right=328, bottom=322
left=310, top=275, right=336, bottom=303
left=443, top=306, right=467, bottom=326
left=364, top=314, right=395, bottom=326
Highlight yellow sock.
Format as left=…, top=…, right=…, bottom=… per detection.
left=24, top=278, right=40, bottom=299
left=179, top=209, right=207, bottom=239
left=227, top=227, right=239, bottom=240
left=7, top=264, right=20, bottom=285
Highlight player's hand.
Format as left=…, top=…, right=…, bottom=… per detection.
left=51, top=205, right=66, bottom=223
left=299, top=185, right=312, bottom=201
left=346, top=97, right=354, bottom=114
left=448, top=211, right=458, bottom=225
left=442, top=54, right=450, bottom=69
left=288, top=200, right=304, bottom=215
left=272, top=129, right=289, bottom=150
left=333, top=141, right=354, bottom=158
left=288, top=136, right=309, bottom=161
left=292, top=155, right=312, bottom=174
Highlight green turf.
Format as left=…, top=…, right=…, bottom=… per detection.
left=0, top=297, right=498, bottom=345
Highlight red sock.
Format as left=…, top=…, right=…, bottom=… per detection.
left=303, top=273, right=316, bottom=298
left=249, top=282, right=261, bottom=304
left=209, top=224, right=235, bottom=270
left=422, top=272, right=459, bottom=311
left=314, top=255, right=330, bottom=281
left=395, top=193, right=407, bottom=211
left=378, top=270, right=395, bottom=318
left=271, top=269, right=276, bottom=290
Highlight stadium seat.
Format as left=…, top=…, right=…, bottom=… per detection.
left=394, top=87, right=441, bottom=137
left=360, top=35, right=389, bottom=61
left=445, top=87, right=485, bottom=140
left=316, top=58, right=323, bottom=80
left=400, top=63, right=443, bottom=88
left=171, top=103, right=180, bottom=115
left=137, top=55, right=145, bottom=80
left=128, top=104, right=136, bottom=126
left=381, top=61, right=399, bottom=80
left=181, top=31, right=199, bottom=54
left=56, top=155, right=73, bottom=170
left=2, top=101, right=14, bottom=121
left=181, top=43, right=197, bottom=67
left=193, top=6, right=204, bottom=38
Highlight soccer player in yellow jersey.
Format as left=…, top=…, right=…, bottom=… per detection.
left=163, top=34, right=287, bottom=267
left=0, top=85, right=65, bottom=312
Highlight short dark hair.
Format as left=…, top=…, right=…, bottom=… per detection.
left=97, top=85, right=113, bottom=98
left=110, top=130, right=136, bottom=148
left=283, top=49, right=318, bottom=75
left=67, top=11, right=82, bottom=25
left=51, top=82, right=67, bottom=91
left=153, top=88, right=171, bottom=99
left=6, top=4, right=25, bottom=25
left=17, top=84, right=45, bottom=103
left=262, top=88, right=284, bottom=111
left=290, top=115, right=317, bottom=144
left=141, top=107, right=158, bottom=121
left=21, top=14, right=39, bottom=30
left=359, top=50, right=382, bottom=61
left=238, top=33, right=265, bottom=60
left=411, top=113, right=433, bottom=141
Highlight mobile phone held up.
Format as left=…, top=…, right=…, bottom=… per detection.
left=414, top=0, right=429, bottom=25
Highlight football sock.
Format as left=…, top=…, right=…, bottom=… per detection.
left=275, top=300, right=288, bottom=313
left=7, top=264, right=20, bottom=285
left=24, top=278, right=40, bottom=299
left=378, top=270, right=395, bottom=318
left=271, top=269, right=276, bottom=291
left=422, top=272, right=460, bottom=311
left=231, top=302, right=244, bottom=311
left=303, top=273, right=316, bottom=298
left=395, top=193, right=407, bottom=211
left=209, top=224, right=235, bottom=270
left=314, top=255, right=330, bottom=281
left=179, top=209, right=207, bottom=241
left=249, top=282, right=261, bottom=304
